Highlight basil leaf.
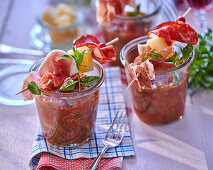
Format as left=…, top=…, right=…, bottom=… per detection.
left=141, top=56, right=147, bottom=62
left=126, top=5, right=141, bottom=17
left=180, top=43, right=193, bottom=62
left=165, top=56, right=176, bottom=63
left=57, top=55, right=73, bottom=61
left=59, top=79, right=77, bottom=91
left=28, top=81, right=41, bottom=95
left=81, top=76, right=100, bottom=86
left=73, top=46, right=77, bottom=52
left=150, top=49, right=155, bottom=53
left=83, top=49, right=92, bottom=54
left=151, top=52, right=163, bottom=58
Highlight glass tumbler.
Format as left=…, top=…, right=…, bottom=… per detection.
left=102, top=0, right=162, bottom=66
left=30, top=59, right=104, bottom=146
left=120, top=36, right=194, bottom=125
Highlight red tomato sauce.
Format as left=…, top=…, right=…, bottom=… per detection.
left=130, top=72, right=189, bottom=124
left=35, top=87, right=100, bottom=146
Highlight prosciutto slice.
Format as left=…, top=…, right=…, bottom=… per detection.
left=22, top=71, right=41, bottom=101
left=126, top=59, right=154, bottom=91
left=96, top=0, right=135, bottom=25
left=147, top=21, right=198, bottom=46
left=135, top=44, right=173, bottom=64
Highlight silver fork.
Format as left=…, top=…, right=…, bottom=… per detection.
left=88, top=111, right=128, bottom=170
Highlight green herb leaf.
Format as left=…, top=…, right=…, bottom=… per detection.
left=59, top=79, right=77, bottom=91
left=165, top=56, right=176, bottom=63
left=27, top=81, right=41, bottom=95
left=141, top=56, right=148, bottom=62
left=150, top=52, right=163, bottom=58
left=81, top=76, right=100, bottom=86
left=150, top=49, right=155, bottom=52
left=57, top=54, right=74, bottom=61
left=71, top=46, right=92, bottom=69
left=179, top=43, right=193, bottom=62
left=126, top=5, right=141, bottom=17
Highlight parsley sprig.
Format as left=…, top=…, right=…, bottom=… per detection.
left=189, top=29, right=213, bottom=90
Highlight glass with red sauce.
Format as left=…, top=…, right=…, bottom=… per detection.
left=102, top=0, right=162, bottom=66
left=120, top=36, right=194, bottom=125
left=30, top=59, right=104, bottom=146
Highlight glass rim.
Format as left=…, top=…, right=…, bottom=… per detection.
left=114, top=0, right=162, bottom=20
left=120, top=35, right=194, bottom=74
left=37, top=10, right=84, bottom=30
left=30, top=58, right=105, bottom=99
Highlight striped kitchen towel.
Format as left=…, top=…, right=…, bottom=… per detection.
left=29, top=67, right=135, bottom=169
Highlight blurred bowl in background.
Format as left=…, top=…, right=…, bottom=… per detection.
left=30, top=2, right=85, bottom=51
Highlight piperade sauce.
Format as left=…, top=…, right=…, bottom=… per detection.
left=129, top=71, right=189, bottom=124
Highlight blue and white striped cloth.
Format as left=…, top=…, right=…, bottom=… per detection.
left=29, top=67, right=135, bottom=169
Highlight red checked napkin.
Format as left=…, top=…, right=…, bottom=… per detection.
left=37, top=152, right=123, bottom=170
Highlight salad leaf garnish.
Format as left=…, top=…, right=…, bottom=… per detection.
left=59, top=79, right=78, bottom=91
left=28, top=81, right=41, bottom=95
left=81, top=76, right=100, bottom=86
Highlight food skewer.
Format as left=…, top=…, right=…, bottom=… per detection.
left=16, top=88, right=28, bottom=95
left=16, top=37, right=119, bottom=95
left=183, top=7, right=191, bottom=18
left=124, top=7, right=192, bottom=92
left=106, top=38, right=119, bottom=46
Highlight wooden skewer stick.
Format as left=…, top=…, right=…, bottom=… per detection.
left=16, top=88, right=28, bottom=95
left=123, top=79, right=135, bottom=93
left=183, top=7, right=191, bottom=18
left=106, top=38, right=119, bottom=46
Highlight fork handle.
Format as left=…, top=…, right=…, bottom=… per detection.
left=87, top=146, right=109, bottom=170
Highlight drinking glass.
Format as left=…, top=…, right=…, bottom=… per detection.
left=186, top=0, right=213, bottom=32
left=30, top=59, right=104, bottom=146
left=101, top=0, right=162, bottom=66
left=120, top=36, right=194, bottom=125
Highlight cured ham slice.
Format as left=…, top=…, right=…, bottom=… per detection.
left=149, top=59, right=175, bottom=71
left=147, top=21, right=198, bottom=46
left=22, top=71, right=41, bottom=101
left=73, top=34, right=116, bottom=64
left=38, top=50, right=71, bottom=76
left=37, top=49, right=79, bottom=90
left=126, top=62, right=151, bottom=91
left=73, top=34, right=101, bottom=45
left=76, top=42, right=116, bottom=64
left=96, top=0, right=136, bottom=25
left=135, top=44, right=173, bottom=64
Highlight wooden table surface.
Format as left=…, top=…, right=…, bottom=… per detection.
left=0, top=0, right=213, bottom=170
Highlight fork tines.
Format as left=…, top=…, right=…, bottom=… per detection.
left=106, top=111, right=128, bottom=141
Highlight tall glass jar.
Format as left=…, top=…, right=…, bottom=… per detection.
left=120, top=36, right=194, bottom=125
left=102, top=0, right=162, bottom=66
left=30, top=59, right=104, bottom=146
